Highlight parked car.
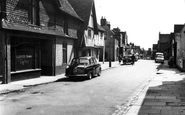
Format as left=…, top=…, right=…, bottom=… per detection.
left=122, top=55, right=132, bottom=65
left=168, top=56, right=175, bottom=68
left=65, top=56, right=101, bottom=79
left=155, top=52, right=164, bottom=63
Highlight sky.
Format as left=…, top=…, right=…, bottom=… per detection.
left=95, top=0, right=185, bottom=50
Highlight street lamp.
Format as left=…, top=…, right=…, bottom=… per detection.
left=109, top=35, right=113, bottom=67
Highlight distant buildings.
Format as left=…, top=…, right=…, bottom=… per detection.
left=152, top=24, right=185, bottom=72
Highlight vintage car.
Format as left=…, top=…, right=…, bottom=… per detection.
left=155, top=52, right=164, bottom=64
left=65, top=56, right=101, bottom=79
left=122, top=55, right=132, bottom=65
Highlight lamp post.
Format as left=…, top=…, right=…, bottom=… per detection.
left=109, top=36, right=113, bottom=67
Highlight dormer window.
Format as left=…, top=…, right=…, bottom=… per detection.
left=28, top=0, right=39, bottom=25
left=0, top=0, right=6, bottom=19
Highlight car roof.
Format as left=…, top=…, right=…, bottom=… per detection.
left=156, top=52, right=163, bottom=55
left=79, top=56, right=96, bottom=59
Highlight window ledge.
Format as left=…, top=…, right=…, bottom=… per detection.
left=28, top=23, right=40, bottom=28
left=11, top=69, right=41, bottom=74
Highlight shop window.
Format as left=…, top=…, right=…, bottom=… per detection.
left=63, top=42, right=67, bottom=64
left=28, top=0, right=39, bottom=25
left=11, top=38, right=40, bottom=72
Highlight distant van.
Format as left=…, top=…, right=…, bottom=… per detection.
left=155, top=52, right=164, bottom=63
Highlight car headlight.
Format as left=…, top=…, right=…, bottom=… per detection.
left=66, top=65, right=69, bottom=69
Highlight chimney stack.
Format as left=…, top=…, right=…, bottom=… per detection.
left=101, top=17, right=107, bottom=26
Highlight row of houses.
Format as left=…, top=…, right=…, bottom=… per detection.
left=152, top=25, right=185, bottom=72
left=0, top=0, right=129, bottom=84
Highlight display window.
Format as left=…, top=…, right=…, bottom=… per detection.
left=11, top=37, right=40, bottom=72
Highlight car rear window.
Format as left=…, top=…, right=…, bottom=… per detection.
left=79, top=58, right=89, bottom=65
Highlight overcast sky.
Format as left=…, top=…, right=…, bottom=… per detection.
left=95, top=0, right=185, bottom=50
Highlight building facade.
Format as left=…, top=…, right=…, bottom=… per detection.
left=68, top=0, right=104, bottom=60
left=158, top=33, right=171, bottom=60
left=174, top=25, right=185, bottom=71
left=0, top=0, right=82, bottom=83
left=100, top=17, right=118, bottom=61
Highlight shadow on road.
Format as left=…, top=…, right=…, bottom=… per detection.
left=55, top=77, right=93, bottom=82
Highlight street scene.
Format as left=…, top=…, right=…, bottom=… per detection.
left=1, top=0, right=185, bottom=115
left=0, top=60, right=158, bottom=115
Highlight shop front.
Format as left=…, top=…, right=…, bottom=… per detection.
left=10, top=36, right=42, bottom=81
left=0, top=30, right=56, bottom=83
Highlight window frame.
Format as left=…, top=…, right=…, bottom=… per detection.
left=28, top=0, right=40, bottom=25
left=64, top=16, right=68, bottom=35
left=63, top=42, right=67, bottom=64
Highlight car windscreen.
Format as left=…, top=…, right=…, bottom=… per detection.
left=156, top=55, right=164, bottom=58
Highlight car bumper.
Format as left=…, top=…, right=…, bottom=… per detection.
left=65, top=74, right=88, bottom=77
left=155, top=59, right=164, bottom=63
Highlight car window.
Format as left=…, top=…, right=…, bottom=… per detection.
left=79, top=58, right=89, bottom=65
left=89, top=58, right=94, bottom=65
left=70, top=58, right=79, bottom=65
left=93, top=58, right=97, bottom=64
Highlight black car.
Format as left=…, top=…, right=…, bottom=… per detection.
left=122, top=55, right=132, bottom=65
left=65, top=56, right=101, bottom=79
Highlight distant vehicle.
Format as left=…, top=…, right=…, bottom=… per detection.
left=122, top=55, right=132, bottom=65
left=65, top=56, right=101, bottom=80
left=155, top=52, right=164, bottom=63
left=146, top=56, right=151, bottom=60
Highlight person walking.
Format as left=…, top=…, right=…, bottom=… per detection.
left=131, top=54, right=135, bottom=65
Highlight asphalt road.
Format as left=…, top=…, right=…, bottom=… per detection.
left=0, top=60, right=159, bottom=115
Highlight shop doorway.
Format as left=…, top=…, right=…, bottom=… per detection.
left=41, top=40, right=55, bottom=76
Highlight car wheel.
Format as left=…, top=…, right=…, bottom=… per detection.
left=87, top=72, right=92, bottom=80
left=97, top=68, right=101, bottom=76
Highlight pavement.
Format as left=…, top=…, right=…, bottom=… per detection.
left=122, top=61, right=185, bottom=115
left=0, top=61, right=120, bottom=95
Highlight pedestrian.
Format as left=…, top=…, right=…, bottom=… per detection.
left=131, top=54, right=135, bottom=65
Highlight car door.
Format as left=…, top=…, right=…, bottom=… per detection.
left=86, top=58, right=93, bottom=73
left=92, top=57, right=99, bottom=74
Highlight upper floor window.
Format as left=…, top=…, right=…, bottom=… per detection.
left=64, top=16, right=68, bottom=35
left=88, top=29, right=91, bottom=38
left=28, top=0, right=39, bottom=25
left=0, top=0, right=6, bottom=19
left=100, top=32, right=103, bottom=38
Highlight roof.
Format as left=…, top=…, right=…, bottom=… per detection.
left=102, top=25, right=115, bottom=36
left=97, top=24, right=105, bottom=32
left=68, top=0, right=97, bottom=30
left=57, top=0, right=83, bottom=21
left=159, top=34, right=171, bottom=43
left=174, top=24, right=184, bottom=33
left=2, top=20, right=77, bottom=39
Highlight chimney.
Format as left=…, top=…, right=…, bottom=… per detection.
left=101, top=17, right=107, bottom=26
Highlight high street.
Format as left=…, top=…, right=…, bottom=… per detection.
left=0, top=60, right=158, bottom=115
